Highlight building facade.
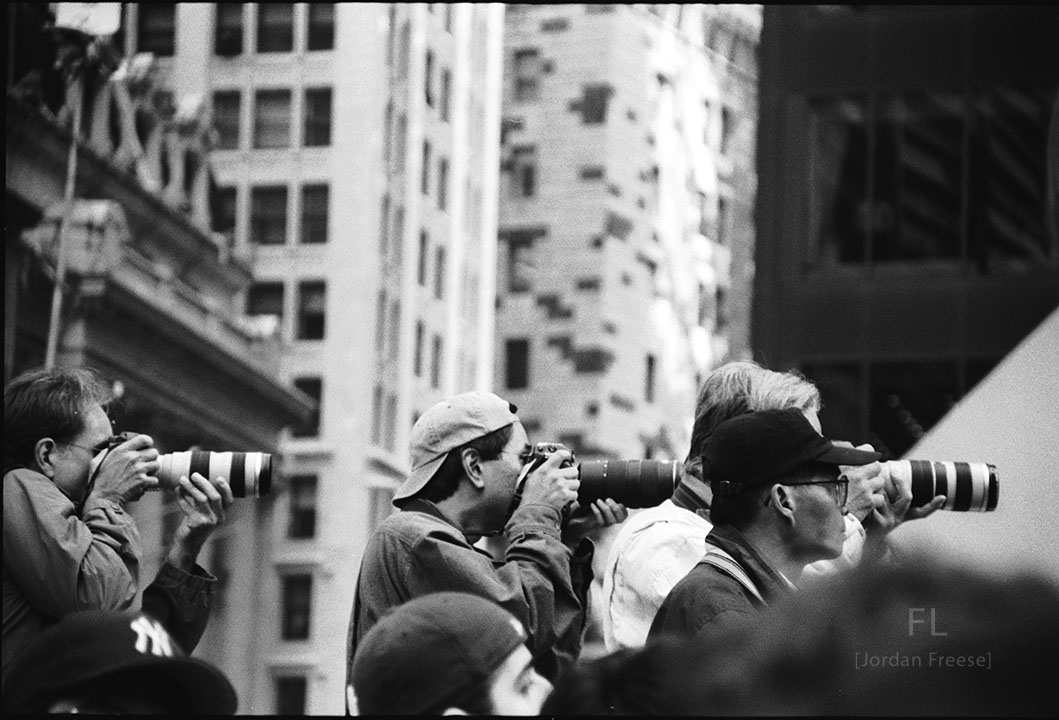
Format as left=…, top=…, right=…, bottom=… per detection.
left=495, top=3, right=760, bottom=466
left=107, top=4, right=505, bottom=714
left=754, top=5, right=1059, bottom=458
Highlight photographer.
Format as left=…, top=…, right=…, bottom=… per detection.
left=345, top=391, right=626, bottom=713
left=2, top=366, right=233, bottom=686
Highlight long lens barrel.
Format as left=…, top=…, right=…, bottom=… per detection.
left=156, top=450, right=271, bottom=498
left=886, top=460, right=998, bottom=512
left=577, top=459, right=678, bottom=508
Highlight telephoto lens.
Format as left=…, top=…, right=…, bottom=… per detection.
left=885, top=460, right=998, bottom=512
left=577, top=459, right=680, bottom=508
left=156, top=450, right=272, bottom=498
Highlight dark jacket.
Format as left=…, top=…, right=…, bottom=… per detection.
left=2, top=467, right=214, bottom=686
left=346, top=498, right=594, bottom=693
left=647, top=524, right=795, bottom=643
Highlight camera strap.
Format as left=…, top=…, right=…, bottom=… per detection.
left=701, top=545, right=765, bottom=605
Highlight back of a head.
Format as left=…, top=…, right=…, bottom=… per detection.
left=686, top=361, right=820, bottom=463
left=671, top=556, right=1059, bottom=715
left=352, top=592, right=528, bottom=715
left=3, top=365, right=111, bottom=471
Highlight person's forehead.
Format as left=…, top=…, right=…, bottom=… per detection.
left=77, top=404, right=114, bottom=441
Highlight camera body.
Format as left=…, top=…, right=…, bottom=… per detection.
left=520, top=442, right=678, bottom=509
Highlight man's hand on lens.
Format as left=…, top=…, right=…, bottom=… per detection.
left=867, top=463, right=945, bottom=532
left=167, top=472, right=235, bottom=571
left=835, top=442, right=885, bottom=523
left=90, top=433, right=160, bottom=506
left=516, top=448, right=580, bottom=514
left=561, top=498, right=628, bottom=546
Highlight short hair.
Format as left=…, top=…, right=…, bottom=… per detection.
left=405, top=424, right=514, bottom=505
left=686, top=361, right=821, bottom=464
left=4, top=366, right=113, bottom=469
left=710, top=461, right=839, bottom=527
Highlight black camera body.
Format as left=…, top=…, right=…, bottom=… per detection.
left=520, top=442, right=679, bottom=509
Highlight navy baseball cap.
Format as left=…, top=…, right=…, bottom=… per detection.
left=705, top=408, right=881, bottom=498
left=3, top=610, right=237, bottom=714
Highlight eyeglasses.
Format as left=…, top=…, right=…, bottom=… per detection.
left=63, top=435, right=121, bottom=457
left=784, top=477, right=849, bottom=508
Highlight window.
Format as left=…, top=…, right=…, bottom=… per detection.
left=417, top=230, right=429, bottom=285
left=437, top=157, right=448, bottom=210
left=275, top=676, right=307, bottom=715
left=414, top=321, right=425, bottom=377
left=214, top=3, right=243, bottom=56
left=440, top=69, right=451, bottom=121
left=303, top=88, right=332, bottom=147
left=421, top=140, right=431, bottom=195
left=513, top=49, right=541, bottom=102
left=505, top=339, right=530, bottom=390
left=292, top=377, right=322, bottom=437
left=280, top=573, right=312, bottom=639
left=257, top=3, right=293, bottom=53
left=425, top=49, right=434, bottom=108
left=137, top=4, right=175, bottom=56
left=720, top=105, right=734, bottom=155
left=394, top=113, right=407, bottom=170
left=373, top=290, right=387, bottom=351
left=434, top=245, right=446, bottom=299
left=717, top=195, right=729, bottom=246
left=253, top=89, right=291, bottom=149
left=370, top=383, right=384, bottom=445
left=250, top=186, right=288, bottom=245
left=246, top=281, right=284, bottom=321
left=211, top=185, right=237, bottom=244
left=300, top=185, right=328, bottom=244
left=297, top=281, right=326, bottom=340
left=212, top=90, right=241, bottom=150
left=287, top=475, right=317, bottom=539
left=715, top=287, right=729, bottom=330
left=379, top=194, right=391, bottom=258
left=581, top=84, right=612, bottom=124
left=511, top=146, right=537, bottom=198
left=506, top=231, right=535, bottom=293
left=306, top=3, right=335, bottom=51
left=645, top=354, right=656, bottom=403
left=430, top=334, right=442, bottom=388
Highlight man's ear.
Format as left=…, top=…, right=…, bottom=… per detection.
left=462, top=448, right=485, bottom=490
left=33, top=438, right=59, bottom=478
left=769, top=483, right=797, bottom=522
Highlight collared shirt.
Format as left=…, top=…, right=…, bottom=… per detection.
left=647, top=524, right=795, bottom=643
left=2, top=467, right=215, bottom=686
left=346, top=497, right=594, bottom=696
left=602, top=499, right=865, bottom=651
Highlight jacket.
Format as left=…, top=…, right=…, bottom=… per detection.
left=2, top=467, right=215, bottom=685
left=346, top=498, right=594, bottom=692
left=647, top=524, right=796, bottom=643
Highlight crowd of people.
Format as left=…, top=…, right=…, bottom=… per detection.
left=4, top=362, right=1056, bottom=715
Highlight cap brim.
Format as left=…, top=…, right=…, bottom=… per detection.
left=815, top=444, right=882, bottom=466
left=393, top=453, right=447, bottom=502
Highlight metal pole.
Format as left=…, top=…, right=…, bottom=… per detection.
left=44, top=63, right=83, bottom=369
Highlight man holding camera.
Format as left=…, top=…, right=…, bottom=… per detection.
left=648, top=408, right=885, bottom=642
left=2, top=366, right=233, bottom=686
left=345, top=391, right=626, bottom=712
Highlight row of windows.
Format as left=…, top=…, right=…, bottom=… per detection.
left=213, top=184, right=329, bottom=246
left=136, top=3, right=334, bottom=58
left=418, top=142, right=450, bottom=209
left=504, top=338, right=658, bottom=402
left=246, top=280, right=327, bottom=342
left=213, top=88, right=332, bottom=151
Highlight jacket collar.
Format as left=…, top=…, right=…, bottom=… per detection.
left=707, top=524, right=797, bottom=602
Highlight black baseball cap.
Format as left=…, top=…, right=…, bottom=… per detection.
left=704, top=408, right=881, bottom=498
left=3, top=610, right=237, bottom=714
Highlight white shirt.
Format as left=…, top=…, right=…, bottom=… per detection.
left=601, top=500, right=866, bottom=651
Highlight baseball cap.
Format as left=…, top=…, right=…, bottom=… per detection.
left=705, top=408, right=881, bottom=498
left=352, top=592, right=530, bottom=715
left=394, top=391, right=520, bottom=503
left=3, top=609, right=237, bottom=715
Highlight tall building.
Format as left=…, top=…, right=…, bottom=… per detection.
left=112, top=4, right=505, bottom=714
left=495, top=4, right=760, bottom=469
left=754, top=5, right=1059, bottom=458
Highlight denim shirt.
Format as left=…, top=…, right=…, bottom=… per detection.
left=346, top=498, right=594, bottom=695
